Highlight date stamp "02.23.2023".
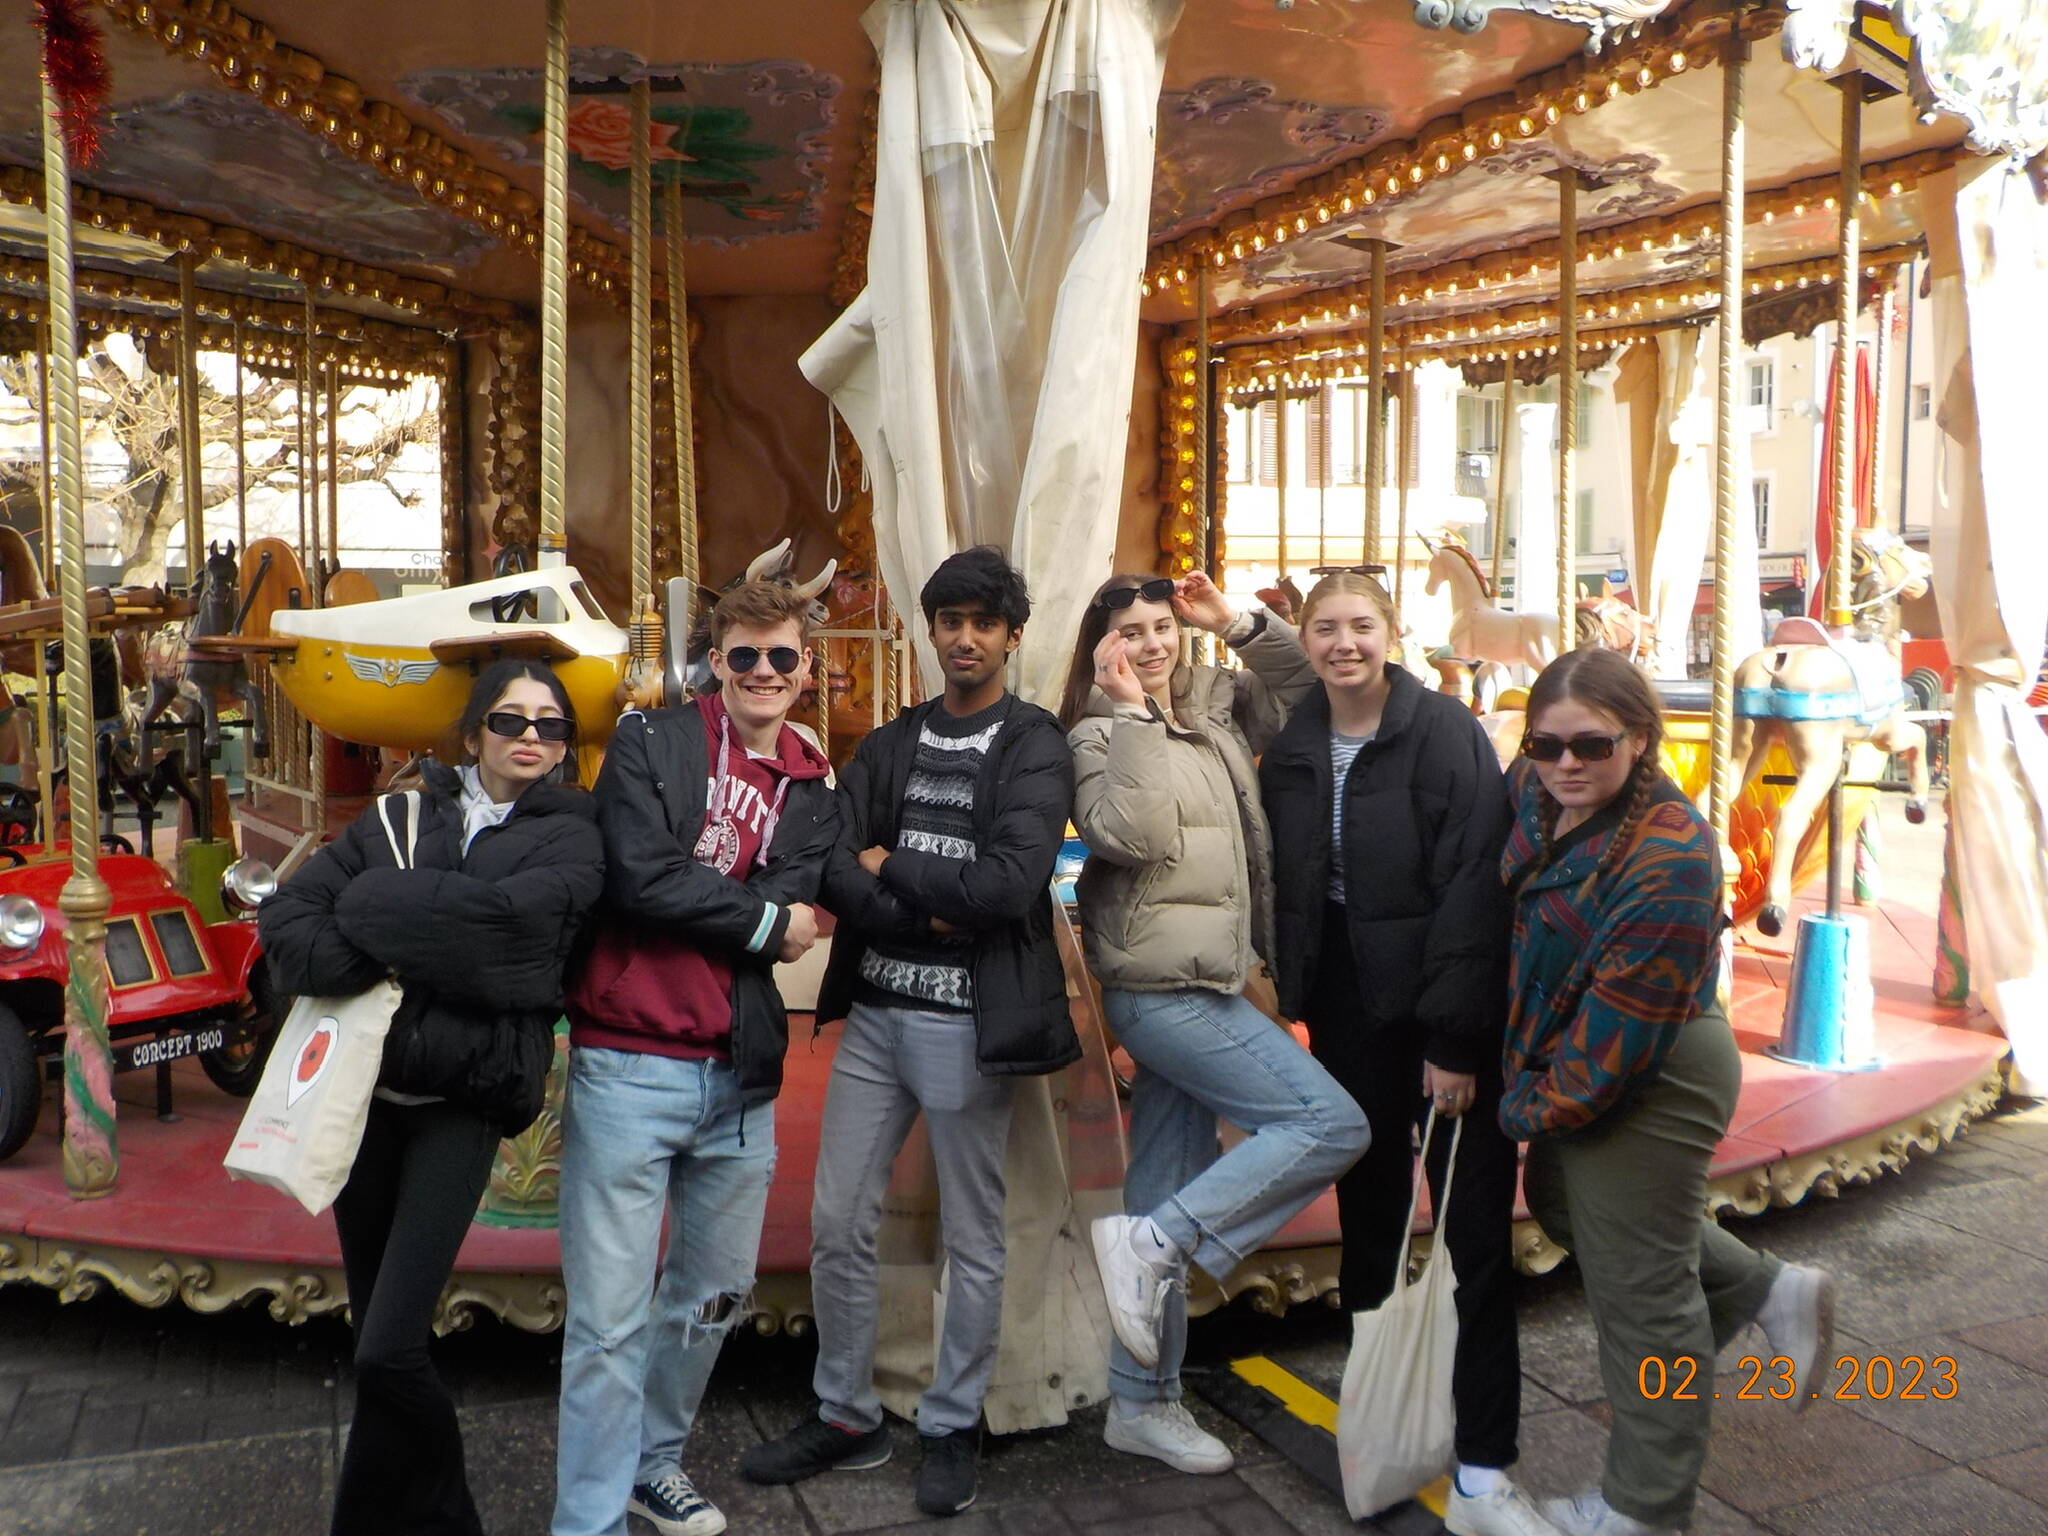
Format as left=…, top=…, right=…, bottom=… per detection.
left=1635, top=1354, right=1960, bottom=1403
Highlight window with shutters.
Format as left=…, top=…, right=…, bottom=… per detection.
left=1752, top=475, right=1773, bottom=546
left=1255, top=400, right=1277, bottom=487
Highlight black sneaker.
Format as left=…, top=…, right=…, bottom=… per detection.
left=738, top=1413, right=892, bottom=1485
left=628, top=1470, right=726, bottom=1536
left=915, top=1428, right=979, bottom=1517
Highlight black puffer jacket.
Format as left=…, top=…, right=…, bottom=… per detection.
left=1258, top=665, right=1513, bottom=1075
left=818, top=695, right=1080, bottom=1077
left=258, top=762, right=604, bottom=1134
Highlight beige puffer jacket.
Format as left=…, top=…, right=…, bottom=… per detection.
left=1068, top=614, right=1316, bottom=993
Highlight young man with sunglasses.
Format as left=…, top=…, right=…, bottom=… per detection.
left=742, top=545, right=1078, bottom=1518
left=554, top=579, right=841, bottom=1536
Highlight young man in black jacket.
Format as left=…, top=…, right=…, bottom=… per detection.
left=741, top=546, right=1078, bottom=1518
left=553, top=580, right=841, bottom=1536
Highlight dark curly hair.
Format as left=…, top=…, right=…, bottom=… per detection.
left=919, top=545, right=1032, bottom=630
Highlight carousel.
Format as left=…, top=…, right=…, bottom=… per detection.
left=0, top=0, right=2042, bottom=1439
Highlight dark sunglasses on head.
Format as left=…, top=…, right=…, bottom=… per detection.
left=1096, top=577, right=1177, bottom=612
left=485, top=711, right=574, bottom=743
left=721, top=645, right=802, bottom=675
left=1522, top=730, right=1627, bottom=763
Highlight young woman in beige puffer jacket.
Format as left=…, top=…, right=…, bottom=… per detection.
left=1058, top=571, right=1368, bottom=1478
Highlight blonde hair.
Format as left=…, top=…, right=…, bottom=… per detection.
left=1298, top=571, right=1399, bottom=633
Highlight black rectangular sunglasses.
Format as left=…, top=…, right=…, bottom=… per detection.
left=485, top=711, right=575, bottom=742
left=721, top=644, right=803, bottom=675
left=1521, top=731, right=1626, bottom=763
left=1096, top=577, right=1176, bottom=612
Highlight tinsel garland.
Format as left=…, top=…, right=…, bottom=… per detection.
left=32, top=0, right=111, bottom=169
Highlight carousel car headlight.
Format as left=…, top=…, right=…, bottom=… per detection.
left=221, top=858, right=279, bottom=915
left=0, top=893, right=44, bottom=952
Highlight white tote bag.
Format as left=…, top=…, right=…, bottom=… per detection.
left=1337, top=1109, right=1463, bottom=1520
left=224, top=793, right=418, bottom=1217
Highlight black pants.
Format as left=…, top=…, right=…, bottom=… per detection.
left=331, top=1097, right=501, bottom=1536
left=1303, top=903, right=1522, bottom=1470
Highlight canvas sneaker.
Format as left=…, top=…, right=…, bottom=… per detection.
left=915, top=1428, right=979, bottom=1517
left=738, top=1414, right=891, bottom=1484
left=1445, top=1478, right=1567, bottom=1536
left=1103, top=1398, right=1233, bottom=1474
left=1091, top=1215, right=1181, bottom=1369
left=1540, top=1489, right=1679, bottom=1536
left=628, top=1469, right=726, bottom=1536
left=1755, top=1262, right=1836, bottom=1413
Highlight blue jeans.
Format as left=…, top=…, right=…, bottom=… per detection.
left=552, top=1049, right=775, bottom=1536
left=810, top=1002, right=1017, bottom=1436
left=1103, top=988, right=1368, bottom=1403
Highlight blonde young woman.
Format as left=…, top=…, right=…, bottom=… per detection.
left=1062, top=570, right=1368, bottom=1476
left=1258, top=571, right=1550, bottom=1536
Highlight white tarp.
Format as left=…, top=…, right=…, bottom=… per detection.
left=1926, top=157, right=2048, bottom=1094
left=802, top=0, right=1180, bottom=705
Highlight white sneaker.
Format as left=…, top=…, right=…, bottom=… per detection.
left=1755, top=1262, right=1836, bottom=1413
left=1091, top=1215, right=1180, bottom=1370
left=1103, top=1398, right=1234, bottom=1474
left=1539, top=1489, right=1678, bottom=1536
left=1446, top=1478, right=1569, bottom=1536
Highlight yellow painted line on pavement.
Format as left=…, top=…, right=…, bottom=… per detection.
left=1226, top=1356, right=1451, bottom=1518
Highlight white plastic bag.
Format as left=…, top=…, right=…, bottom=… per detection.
left=1336, top=1110, right=1463, bottom=1519
left=224, top=793, right=417, bottom=1216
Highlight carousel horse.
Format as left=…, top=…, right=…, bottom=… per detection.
left=1422, top=538, right=1560, bottom=674
left=1574, top=590, right=1655, bottom=664
left=139, top=540, right=270, bottom=759
left=1731, top=526, right=1935, bottom=937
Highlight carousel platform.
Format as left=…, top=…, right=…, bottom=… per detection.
left=0, top=894, right=2006, bottom=1333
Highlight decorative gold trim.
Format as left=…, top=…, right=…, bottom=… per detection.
left=1156, top=334, right=1204, bottom=576
left=93, top=0, right=631, bottom=298
left=829, top=93, right=879, bottom=312
left=1141, top=0, right=1779, bottom=296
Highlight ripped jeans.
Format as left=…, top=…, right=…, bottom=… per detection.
left=553, top=1049, right=774, bottom=1536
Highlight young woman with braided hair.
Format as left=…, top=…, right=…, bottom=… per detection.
left=1502, top=647, right=1836, bottom=1536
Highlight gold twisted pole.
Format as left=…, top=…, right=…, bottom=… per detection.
left=233, top=313, right=247, bottom=550
left=1274, top=382, right=1290, bottom=580
left=1364, top=241, right=1387, bottom=565
left=539, top=0, right=570, bottom=564
left=177, top=251, right=205, bottom=585
left=1710, top=28, right=1750, bottom=844
left=1394, top=353, right=1412, bottom=610
left=1490, top=368, right=1514, bottom=597
left=1828, top=77, right=1862, bottom=627
left=325, top=358, right=339, bottom=575
left=1556, top=171, right=1581, bottom=655
left=35, top=319, right=53, bottom=587
left=663, top=179, right=699, bottom=638
left=628, top=80, right=654, bottom=614
left=39, top=58, right=117, bottom=1198
left=1193, top=270, right=1214, bottom=662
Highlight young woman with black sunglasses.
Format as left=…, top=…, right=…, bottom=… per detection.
left=1502, top=647, right=1833, bottom=1536
left=259, top=657, right=603, bottom=1536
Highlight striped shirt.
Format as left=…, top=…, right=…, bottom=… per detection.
left=1326, top=728, right=1374, bottom=902
left=859, top=699, right=1008, bottom=1010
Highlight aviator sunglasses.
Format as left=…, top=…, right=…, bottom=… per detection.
left=484, top=711, right=575, bottom=743
left=720, top=645, right=803, bottom=675
left=1522, top=730, right=1628, bottom=763
left=1096, top=577, right=1177, bottom=611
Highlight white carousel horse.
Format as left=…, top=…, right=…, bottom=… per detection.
left=1731, top=526, right=1935, bottom=936
left=1422, top=539, right=1560, bottom=674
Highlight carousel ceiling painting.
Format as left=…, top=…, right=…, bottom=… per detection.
left=400, top=51, right=841, bottom=246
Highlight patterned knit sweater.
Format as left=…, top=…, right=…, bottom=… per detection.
left=1498, top=766, right=1724, bottom=1140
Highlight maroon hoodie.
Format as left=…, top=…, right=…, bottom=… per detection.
left=568, top=693, right=831, bottom=1059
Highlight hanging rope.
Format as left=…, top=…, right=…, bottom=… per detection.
left=824, top=398, right=843, bottom=515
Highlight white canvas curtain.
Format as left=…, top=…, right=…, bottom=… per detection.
left=803, top=0, right=1180, bottom=705
left=1926, top=157, right=2048, bottom=1094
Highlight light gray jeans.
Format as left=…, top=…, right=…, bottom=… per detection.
left=810, top=1001, right=1017, bottom=1437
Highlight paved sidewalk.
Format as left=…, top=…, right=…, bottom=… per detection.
left=3, top=1099, right=2047, bottom=1535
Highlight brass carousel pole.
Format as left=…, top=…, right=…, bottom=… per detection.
left=176, top=251, right=204, bottom=590
left=1364, top=240, right=1387, bottom=566
left=628, top=80, right=654, bottom=614
left=1274, top=381, right=1290, bottom=582
left=232, top=314, right=247, bottom=551
left=662, top=180, right=699, bottom=639
left=39, top=56, right=116, bottom=1198
left=35, top=320, right=55, bottom=587
left=1555, top=172, right=1582, bottom=655
left=1827, top=78, right=1862, bottom=627
left=1193, top=269, right=1212, bottom=661
left=1394, top=349, right=1412, bottom=610
left=538, top=0, right=571, bottom=569
left=325, top=358, right=340, bottom=574
left=1709, top=28, right=1750, bottom=844
left=1490, top=369, right=1515, bottom=597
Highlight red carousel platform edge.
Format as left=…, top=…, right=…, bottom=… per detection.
left=0, top=894, right=2006, bottom=1334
